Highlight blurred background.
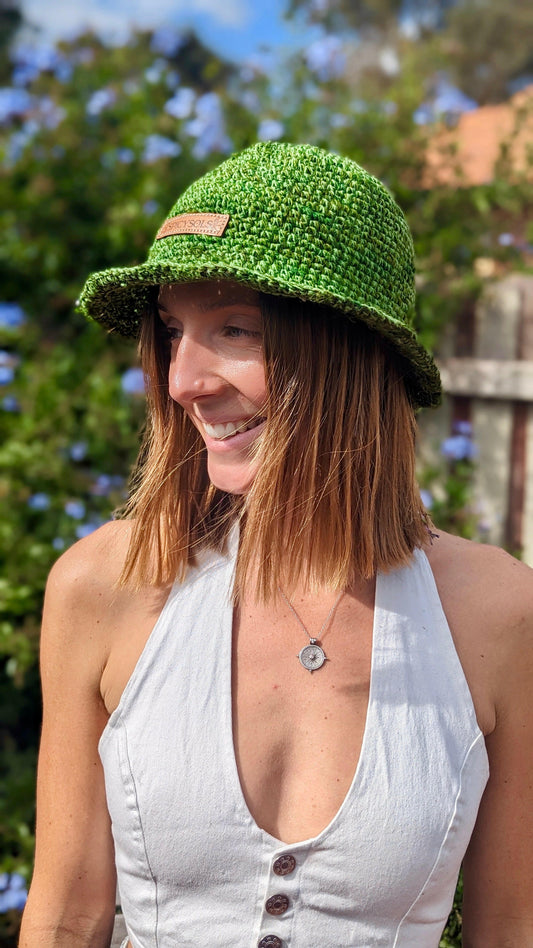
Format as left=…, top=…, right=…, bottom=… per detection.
left=0, top=0, right=532, bottom=943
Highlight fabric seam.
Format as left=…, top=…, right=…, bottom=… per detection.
left=122, top=719, right=160, bottom=948
left=392, top=731, right=486, bottom=947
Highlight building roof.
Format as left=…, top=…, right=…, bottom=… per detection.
left=424, top=85, right=533, bottom=186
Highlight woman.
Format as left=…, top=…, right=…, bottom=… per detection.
left=20, top=142, right=533, bottom=947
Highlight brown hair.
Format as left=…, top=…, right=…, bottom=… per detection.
left=119, top=291, right=428, bottom=599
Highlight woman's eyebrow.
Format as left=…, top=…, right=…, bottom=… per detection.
left=198, top=297, right=261, bottom=313
left=156, top=294, right=261, bottom=314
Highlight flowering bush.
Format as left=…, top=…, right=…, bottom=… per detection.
left=420, top=422, right=483, bottom=541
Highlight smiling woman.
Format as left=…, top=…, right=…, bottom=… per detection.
left=20, top=143, right=533, bottom=948
left=157, top=281, right=266, bottom=495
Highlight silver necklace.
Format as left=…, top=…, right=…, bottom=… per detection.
left=278, top=588, right=345, bottom=672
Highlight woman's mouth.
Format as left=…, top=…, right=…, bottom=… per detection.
left=203, top=417, right=266, bottom=441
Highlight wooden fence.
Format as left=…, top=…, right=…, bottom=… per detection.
left=418, top=274, right=533, bottom=564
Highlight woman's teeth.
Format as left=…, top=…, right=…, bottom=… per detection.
left=204, top=418, right=264, bottom=440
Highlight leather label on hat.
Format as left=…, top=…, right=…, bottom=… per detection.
left=156, top=213, right=230, bottom=239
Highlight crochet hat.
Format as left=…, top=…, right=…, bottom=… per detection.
left=79, top=141, right=441, bottom=407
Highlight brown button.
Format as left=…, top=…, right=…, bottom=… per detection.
left=258, top=937, right=283, bottom=948
left=265, top=893, right=290, bottom=916
left=273, top=854, right=296, bottom=876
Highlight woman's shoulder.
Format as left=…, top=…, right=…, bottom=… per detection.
left=424, top=531, right=533, bottom=726
left=45, top=519, right=134, bottom=616
left=424, top=530, right=533, bottom=611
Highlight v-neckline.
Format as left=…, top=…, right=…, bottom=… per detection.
left=225, top=563, right=381, bottom=849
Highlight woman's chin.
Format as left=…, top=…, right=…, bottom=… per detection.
left=206, top=457, right=258, bottom=496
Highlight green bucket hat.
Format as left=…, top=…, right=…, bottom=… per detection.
left=79, top=141, right=441, bottom=408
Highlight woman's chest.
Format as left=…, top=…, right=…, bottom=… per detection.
left=231, top=593, right=375, bottom=842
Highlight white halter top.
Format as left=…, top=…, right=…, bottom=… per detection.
left=99, top=546, right=489, bottom=948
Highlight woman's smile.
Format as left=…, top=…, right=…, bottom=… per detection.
left=201, top=416, right=267, bottom=441
left=157, top=280, right=267, bottom=494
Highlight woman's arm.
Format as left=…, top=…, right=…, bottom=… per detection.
left=461, top=557, right=533, bottom=947
left=19, top=528, right=124, bottom=947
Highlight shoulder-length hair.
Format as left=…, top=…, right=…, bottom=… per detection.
left=119, top=290, right=429, bottom=599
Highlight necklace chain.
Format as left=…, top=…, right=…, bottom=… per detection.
left=278, top=587, right=345, bottom=672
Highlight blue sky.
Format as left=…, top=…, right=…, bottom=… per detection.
left=20, top=0, right=318, bottom=61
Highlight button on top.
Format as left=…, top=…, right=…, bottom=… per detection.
left=265, top=893, right=290, bottom=916
left=258, top=937, right=283, bottom=948
left=273, top=853, right=296, bottom=876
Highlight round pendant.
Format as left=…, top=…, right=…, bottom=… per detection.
left=298, top=640, right=327, bottom=672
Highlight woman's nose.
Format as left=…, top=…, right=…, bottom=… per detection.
left=168, top=336, right=224, bottom=404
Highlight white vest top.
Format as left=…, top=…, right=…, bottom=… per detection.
left=99, top=546, right=489, bottom=948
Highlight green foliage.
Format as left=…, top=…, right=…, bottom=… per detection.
left=422, top=458, right=481, bottom=540
left=285, top=0, right=533, bottom=104
left=440, top=871, right=463, bottom=946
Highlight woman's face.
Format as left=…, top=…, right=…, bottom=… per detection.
left=157, top=280, right=267, bottom=495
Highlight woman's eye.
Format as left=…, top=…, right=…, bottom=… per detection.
left=164, top=326, right=182, bottom=342
left=225, top=325, right=261, bottom=339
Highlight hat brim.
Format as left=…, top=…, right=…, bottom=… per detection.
left=78, top=260, right=441, bottom=409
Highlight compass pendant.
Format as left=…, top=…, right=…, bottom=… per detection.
left=298, top=638, right=327, bottom=672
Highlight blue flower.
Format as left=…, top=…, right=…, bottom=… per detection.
left=184, top=93, right=232, bottom=160
left=123, top=79, right=140, bottom=96
left=91, top=474, right=113, bottom=496
left=239, top=90, right=260, bottom=112
left=240, top=55, right=268, bottom=84
left=144, top=60, right=167, bottom=85
left=73, top=48, right=94, bottom=67
left=420, top=489, right=434, bottom=510
left=330, top=112, right=349, bottom=129
left=75, top=522, right=100, bottom=539
left=0, top=87, right=33, bottom=124
left=414, top=76, right=477, bottom=126
left=143, top=199, right=160, bottom=216
left=69, top=441, right=88, bottom=462
left=116, top=147, right=134, bottom=164
left=0, top=349, right=18, bottom=384
left=2, top=395, right=20, bottom=411
left=91, top=474, right=125, bottom=497
left=166, top=70, right=180, bottom=91
left=0, top=872, right=27, bottom=912
left=305, top=35, right=346, bottom=82
left=54, top=60, right=73, bottom=83
left=150, top=27, right=185, bottom=58
left=64, top=500, right=86, bottom=519
left=498, top=232, right=515, bottom=247
left=4, top=121, right=40, bottom=165
left=441, top=434, right=478, bottom=461
left=413, top=104, right=434, bottom=126
left=52, top=537, right=66, bottom=551
left=86, top=88, right=116, bottom=117
left=141, top=134, right=181, bottom=164
left=257, top=119, right=284, bottom=142
left=239, top=53, right=271, bottom=82
left=0, top=302, right=26, bottom=328
left=433, top=78, right=477, bottom=115
left=121, top=367, right=145, bottom=395
left=28, top=493, right=51, bottom=511
left=453, top=420, right=472, bottom=436
left=37, top=96, right=65, bottom=130
left=164, top=87, right=196, bottom=120
left=11, top=44, right=67, bottom=86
